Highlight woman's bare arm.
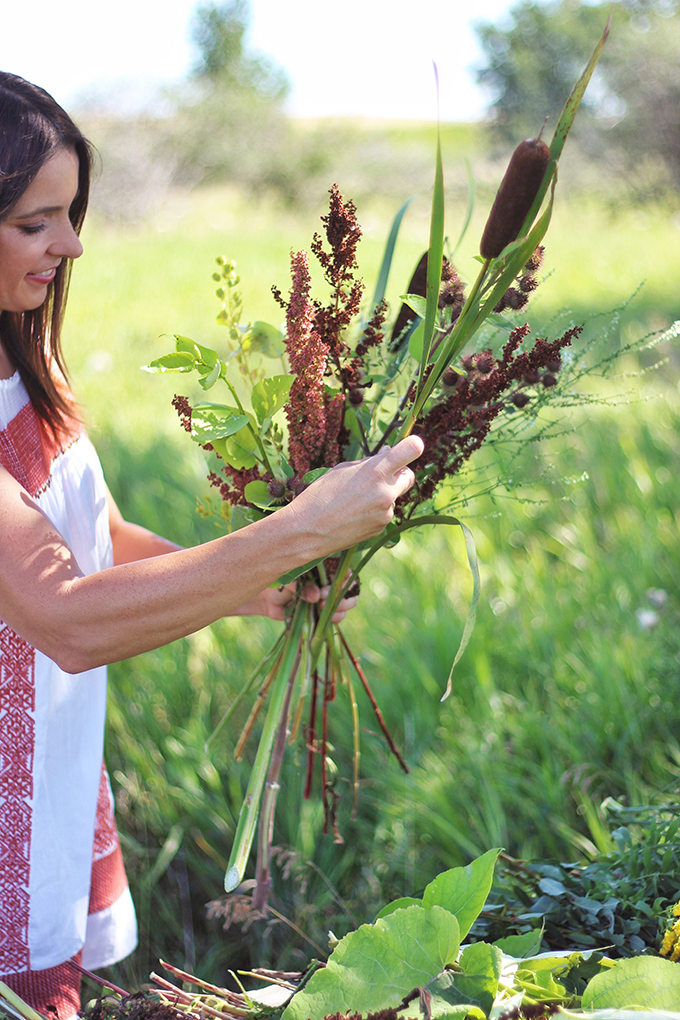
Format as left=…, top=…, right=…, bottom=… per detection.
left=0, top=436, right=422, bottom=673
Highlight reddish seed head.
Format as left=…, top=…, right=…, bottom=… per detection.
left=542, top=373, right=557, bottom=387
left=519, top=274, right=539, bottom=293
left=442, top=367, right=462, bottom=388
left=480, top=139, right=551, bottom=260
left=524, top=245, right=545, bottom=274
left=268, top=479, right=287, bottom=500
left=524, top=370, right=541, bottom=384
left=511, top=391, right=530, bottom=408
left=348, top=388, right=364, bottom=405
left=547, top=357, right=562, bottom=373
left=474, top=351, right=495, bottom=375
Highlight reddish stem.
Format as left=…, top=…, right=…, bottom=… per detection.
left=337, top=627, right=409, bottom=774
left=303, top=669, right=319, bottom=799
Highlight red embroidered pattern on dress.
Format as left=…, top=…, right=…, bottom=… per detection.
left=0, top=401, right=62, bottom=498
left=93, top=762, right=119, bottom=861
left=0, top=626, right=35, bottom=973
left=3, top=950, right=82, bottom=1020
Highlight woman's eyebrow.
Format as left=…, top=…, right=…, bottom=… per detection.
left=14, top=204, right=64, bottom=219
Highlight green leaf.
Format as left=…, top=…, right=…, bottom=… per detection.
left=211, top=430, right=259, bottom=470
left=175, top=335, right=219, bottom=367
left=302, top=467, right=328, bottom=484
left=199, top=361, right=221, bottom=390
left=276, top=557, right=325, bottom=586
left=282, top=905, right=461, bottom=1020
left=244, top=480, right=273, bottom=509
left=427, top=942, right=502, bottom=1019
left=191, top=404, right=250, bottom=442
left=399, top=292, right=428, bottom=319
left=494, top=929, right=543, bottom=958
left=423, top=848, right=500, bottom=940
left=408, top=321, right=425, bottom=363
left=228, top=505, right=265, bottom=533
left=242, top=320, right=285, bottom=358
left=251, top=374, right=294, bottom=425
left=141, top=352, right=196, bottom=373
left=417, top=121, right=445, bottom=398
left=374, top=897, right=421, bottom=920
left=582, top=956, right=680, bottom=1010
left=370, top=194, right=416, bottom=312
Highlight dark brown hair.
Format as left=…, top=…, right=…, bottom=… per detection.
left=0, top=72, right=93, bottom=440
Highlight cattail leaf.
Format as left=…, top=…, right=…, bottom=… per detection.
left=370, top=194, right=416, bottom=314
left=225, top=601, right=307, bottom=891
left=518, top=12, right=611, bottom=246
left=419, top=125, right=445, bottom=384
left=351, top=514, right=479, bottom=699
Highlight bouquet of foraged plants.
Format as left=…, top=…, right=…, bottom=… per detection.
left=145, top=22, right=611, bottom=907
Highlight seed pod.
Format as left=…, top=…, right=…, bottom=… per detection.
left=480, top=139, right=551, bottom=260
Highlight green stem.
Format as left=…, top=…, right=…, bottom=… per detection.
left=221, top=373, right=275, bottom=476
left=224, top=600, right=306, bottom=892
left=308, top=546, right=357, bottom=668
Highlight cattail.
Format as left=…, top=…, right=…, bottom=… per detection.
left=480, top=139, right=551, bottom=260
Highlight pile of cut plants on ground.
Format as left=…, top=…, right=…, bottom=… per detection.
left=6, top=838, right=680, bottom=1020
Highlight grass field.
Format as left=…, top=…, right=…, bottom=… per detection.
left=60, top=173, right=680, bottom=987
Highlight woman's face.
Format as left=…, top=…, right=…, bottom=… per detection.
left=0, top=147, right=83, bottom=314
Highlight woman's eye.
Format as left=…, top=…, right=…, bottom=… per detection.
left=21, top=223, right=46, bottom=235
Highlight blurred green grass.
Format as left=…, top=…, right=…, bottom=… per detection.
left=62, top=181, right=680, bottom=987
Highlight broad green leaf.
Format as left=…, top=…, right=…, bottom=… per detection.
left=428, top=942, right=502, bottom=1019
left=242, top=320, right=285, bottom=358
left=176, top=335, right=219, bottom=367
left=191, top=404, right=250, bottom=442
left=302, top=467, right=328, bottom=484
left=251, top=374, right=294, bottom=424
left=244, top=480, right=273, bottom=509
left=211, top=431, right=259, bottom=469
left=408, top=321, right=425, bottom=363
left=228, top=505, right=265, bottom=533
left=374, top=896, right=421, bottom=920
left=283, top=905, right=460, bottom=1020
left=423, top=848, right=500, bottom=939
left=199, top=361, right=221, bottom=390
left=141, top=352, right=196, bottom=373
left=399, top=292, right=428, bottom=319
left=493, top=929, right=543, bottom=958
left=582, top=956, right=680, bottom=1010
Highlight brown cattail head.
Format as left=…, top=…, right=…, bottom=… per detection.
left=480, top=139, right=551, bottom=260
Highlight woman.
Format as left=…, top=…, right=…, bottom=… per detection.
left=0, top=73, right=422, bottom=1018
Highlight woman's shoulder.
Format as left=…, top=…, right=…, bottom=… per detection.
left=0, top=372, right=82, bottom=498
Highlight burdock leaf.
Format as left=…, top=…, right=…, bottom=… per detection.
left=282, top=905, right=461, bottom=1020
left=582, top=957, right=680, bottom=1010
left=400, top=293, right=428, bottom=319
left=423, top=848, right=500, bottom=939
left=427, top=942, right=502, bottom=1018
left=176, top=335, right=219, bottom=367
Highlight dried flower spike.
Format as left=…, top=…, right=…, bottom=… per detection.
left=480, top=138, right=551, bottom=260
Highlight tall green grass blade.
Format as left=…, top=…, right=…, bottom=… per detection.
left=352, top=513, right=479, bottom=698
left=452, top=158, right=475, bottom=257
left=519, top=12, right=611, bottom=242
left=225, top=601, right=306, bottom=891
left=406, top=110, right=445, bottom=433
left=0, top=985, right=45, bottom=1020
left=370, top=195, right=416, bottom=313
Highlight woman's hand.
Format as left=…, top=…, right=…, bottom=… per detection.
left=234, top=580, right=359, bottom=623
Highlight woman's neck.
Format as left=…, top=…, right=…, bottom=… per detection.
left=0, top=341, right=16, bottom=380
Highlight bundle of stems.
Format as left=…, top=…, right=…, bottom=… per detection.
left=145, top=18, right=610, bottom=908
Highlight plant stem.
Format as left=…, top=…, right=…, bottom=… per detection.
left=225, top=600, right=306, bottom=892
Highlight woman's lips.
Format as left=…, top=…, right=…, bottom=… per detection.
left=25, top=267, right=57, bottom=285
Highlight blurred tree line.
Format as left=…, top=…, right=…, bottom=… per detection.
left=80, top=0, right=680, bottom=220
left=475, top=0, right=680, bottom=197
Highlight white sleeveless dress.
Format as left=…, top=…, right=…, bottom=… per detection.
left=0, top=371, right=137, bottom=974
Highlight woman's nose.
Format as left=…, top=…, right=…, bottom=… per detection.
left=50, top=219, right=84, bottom=260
